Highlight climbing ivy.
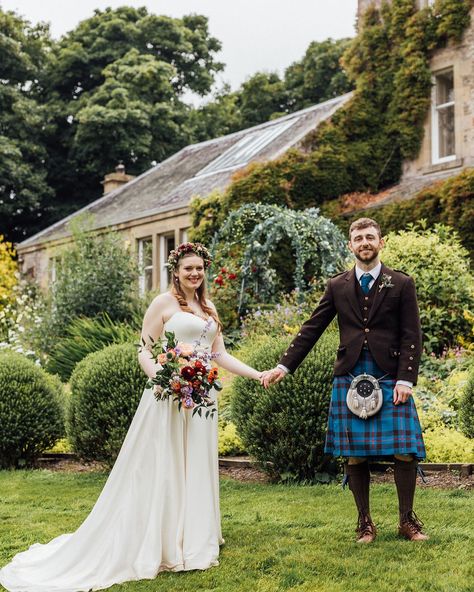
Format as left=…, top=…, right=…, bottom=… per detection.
left=190, top=0, right=471, bottom=225
left=210, top=204, right=349, bottom=313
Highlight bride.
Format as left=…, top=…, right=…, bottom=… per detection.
left=0, top=242, right=263, bottom=592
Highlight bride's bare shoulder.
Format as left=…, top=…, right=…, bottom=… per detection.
left=145, top=292, right=176, bottom=316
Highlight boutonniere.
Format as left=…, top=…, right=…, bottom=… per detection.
left=378, top=273, right=394, bottom=292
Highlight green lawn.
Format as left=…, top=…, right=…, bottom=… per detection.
left=0, top=471, right=473, bottom=592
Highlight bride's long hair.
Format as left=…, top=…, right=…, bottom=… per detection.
left=171, top=253, right=222, bottom=330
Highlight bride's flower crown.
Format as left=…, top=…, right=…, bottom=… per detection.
left=166, top=242, right=212, bottom=271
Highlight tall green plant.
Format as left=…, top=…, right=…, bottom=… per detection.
left=49, top=218, right=139, bottom=343
left=47, top=313, right=138, bottom=381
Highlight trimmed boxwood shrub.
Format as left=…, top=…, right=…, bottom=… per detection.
left=0, top=351, right=65, bottom=468
left=68, top=343, right=146, bottom=464
left=460, top=367, right=474, bottom=439
left=231, top=329, right=338, bottom=482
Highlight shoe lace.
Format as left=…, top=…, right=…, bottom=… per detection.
left=402, top=511, right=424, bottom=534
left=357, top=513, right=374, bottom=536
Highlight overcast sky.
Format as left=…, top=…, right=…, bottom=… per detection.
left=1, top=0, right=358, bottom=93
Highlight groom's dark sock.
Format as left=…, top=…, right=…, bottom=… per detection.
left=346, top=461, right=371, bottom=517
left=394, top=457, right=418, bottom=521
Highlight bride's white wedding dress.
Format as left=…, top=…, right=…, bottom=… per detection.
left=0, top=312, right=222, bottom=592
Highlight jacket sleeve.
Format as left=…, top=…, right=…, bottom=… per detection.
left=278, top=279, right=337, bottom=373
left=396, top=276, right=422, bottom=385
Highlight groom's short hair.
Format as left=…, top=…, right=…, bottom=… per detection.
left=349, top=217, right=382, bottom=239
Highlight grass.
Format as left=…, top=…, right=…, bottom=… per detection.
left=0, top=471, right=473, bottom=592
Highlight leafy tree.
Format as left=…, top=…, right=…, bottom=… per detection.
left=0, top=9, right=53, bottom=242
left=37, top=7, right=224, bottom=234
left=237, top=72, right=288, bottom=128
left=189, top=85, right=242, bottom=142
left=48, top=218, right=139, bottom=344
left=284, top=38, right=353, bottom=110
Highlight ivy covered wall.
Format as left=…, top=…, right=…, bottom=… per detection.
left=190, top=0, right=471, bottom=244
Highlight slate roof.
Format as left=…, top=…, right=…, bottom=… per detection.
left=18, top=92, right=353, bottom=249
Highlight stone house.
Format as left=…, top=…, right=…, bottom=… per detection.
left=16, top=94, right=351, bottom=293
left=358, top=0, right=474, bottom=199
left=17, top=0, right=474, bottom=292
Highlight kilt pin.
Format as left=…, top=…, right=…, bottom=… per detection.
left=278, top=262, right=428, bottom=541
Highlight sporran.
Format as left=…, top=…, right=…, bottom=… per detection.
left=346, top=373, right=384, bottom=419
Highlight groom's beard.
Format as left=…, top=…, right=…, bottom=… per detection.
left=354, top=246, right=379, bottom=264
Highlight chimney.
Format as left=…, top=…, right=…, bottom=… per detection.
left=101, top=162, right=135, bottom=194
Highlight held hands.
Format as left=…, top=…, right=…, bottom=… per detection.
left=259, top=367, right=287, bottom=389
left=393, top=384, right=412, bottom=405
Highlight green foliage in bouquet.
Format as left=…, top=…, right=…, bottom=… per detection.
left=0, top=351, right=65, bottom=468
left=231, top=330, right=338, bottom=482
left=47, top=313, right=138, bottom=382
left=382, top=224, right=474, bottom=354
left=68, top=343, right=145, bottom=464
left=460, top=366, right=474, bottom=439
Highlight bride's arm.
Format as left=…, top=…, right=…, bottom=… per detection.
left=138, top=295, right=169, bottom=379
left=212, top=332, right=262, bottom=380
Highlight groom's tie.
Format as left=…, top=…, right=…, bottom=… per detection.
left=360, top=273, right=372, bottom=295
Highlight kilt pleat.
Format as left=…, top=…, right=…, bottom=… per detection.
left=324, top=349, right=426, bottom=460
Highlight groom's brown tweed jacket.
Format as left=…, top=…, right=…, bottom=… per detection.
left=279, top=264, right=422, bottom=384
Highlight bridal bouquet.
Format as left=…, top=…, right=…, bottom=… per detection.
left=143, top=330, right=222, bottom=418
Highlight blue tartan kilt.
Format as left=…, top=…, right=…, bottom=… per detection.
left=324, top=349, right=426, bottom=460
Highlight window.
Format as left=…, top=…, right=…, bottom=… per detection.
left=195, top=118, right=296, bottom=178
left=159, top=234, right=176, bottom=292
left=48, top=257, right=57, bottom=285
left=138, top=237, right=153, bottom=295
left=432, top=69, right=456, bottom=164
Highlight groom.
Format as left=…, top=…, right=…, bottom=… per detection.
left=263, top=217, right=427, bottom=543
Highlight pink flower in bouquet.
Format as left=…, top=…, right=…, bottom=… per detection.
left=157, top=353, right=168, bottom=364
left=177, top=343, right=194, bottom=358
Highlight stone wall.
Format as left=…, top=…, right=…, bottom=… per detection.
left=402, top=6, right=474, bottom=182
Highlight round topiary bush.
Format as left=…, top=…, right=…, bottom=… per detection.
left=460, top=367, right=474, bottom=439
left=231, top=329, right=338, bottom=482
left=0, top=351, right=65, bottom=468
left=68, top=343, right=146, bottom=464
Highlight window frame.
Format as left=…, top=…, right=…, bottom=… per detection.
left=431, top=68, right=456, bottom=165
left=137, top=237, right=153, bottom=296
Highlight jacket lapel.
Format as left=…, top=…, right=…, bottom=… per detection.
left=344, top=268, right=363, bottom=321
left=367, top=264, right=390, bottom=322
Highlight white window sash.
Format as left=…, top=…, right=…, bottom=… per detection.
left=431, top=72, right=456, bottom=165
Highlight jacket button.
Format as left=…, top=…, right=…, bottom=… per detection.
left=363, top=306, right=368, bottom=311
left=364, top=297, right=369, bottom=301
left=409, top=356, right=413, bottom=360
left=363, top=317, right=368, bottom=322
left=298, top=333, right=302, bottom=336
left=408, top=366, right=413, bottom=371
left=284, top=353, right=288, bottom=356
left=364, top=328, right=370, bottom=333
left=411, top=345, right=415, bottom=349
left=290, top=344, right=294, bottom=348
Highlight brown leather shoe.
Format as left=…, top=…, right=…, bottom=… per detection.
left=399, top=511, right=429, bottom=541
left=355, top=513, right=377, bottom=543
